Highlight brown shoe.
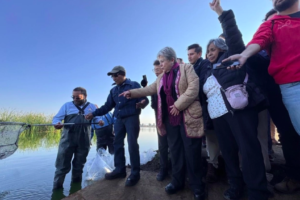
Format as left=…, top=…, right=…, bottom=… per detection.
left=274, top=177, right=300, bottom=193
left=206, top=163, right=218, bottom=183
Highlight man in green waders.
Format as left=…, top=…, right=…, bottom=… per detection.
left=52, top=87, right=100, bottom=190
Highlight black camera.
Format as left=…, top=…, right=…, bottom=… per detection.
left=141, top=75, right=148, bottom=87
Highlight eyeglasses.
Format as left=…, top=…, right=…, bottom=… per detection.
left=71, top=95, right=83, bottom=99
left=111, top=73, right=119, bottom=78
left=152, top=68, right=163, bottom=73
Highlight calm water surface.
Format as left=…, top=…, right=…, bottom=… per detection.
left=0, top=127, right=158, bottom=200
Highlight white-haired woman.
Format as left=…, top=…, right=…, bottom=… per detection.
left=120, top=47, right=205, bottom=200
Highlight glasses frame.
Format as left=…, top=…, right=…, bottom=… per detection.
left=71, top=94, right=84, bottom=99
left=111, top=73, right=119, bottom=78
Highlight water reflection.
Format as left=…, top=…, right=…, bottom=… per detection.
left=0, top=128, right=158, bottom=200
left=18, top=131, right=61, bottom=150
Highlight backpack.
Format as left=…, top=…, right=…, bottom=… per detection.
left=212, top=74, right=249, bottom=111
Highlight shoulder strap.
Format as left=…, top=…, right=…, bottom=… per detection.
left=211, top=75, right=234, bottom=114
left=243, top=73, right=249, bottom=84
left=271, top=20, right=275, bottom=30
left=104, top=114, right=110, bottom=124
left=269, top=20, right=275, bottom=56
left=211, top=75, right=226, bottom=92
left=72, top=102, right=90, bottom=115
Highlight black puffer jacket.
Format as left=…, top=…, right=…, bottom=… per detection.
left=202, top=10, right=267, bottom=126
left=205, top=10, right=247, bottom=88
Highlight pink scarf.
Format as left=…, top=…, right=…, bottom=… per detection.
left=162, top=63, right=182, bottom=126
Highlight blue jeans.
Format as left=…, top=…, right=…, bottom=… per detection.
left=280, top=82, right=300, bottom=136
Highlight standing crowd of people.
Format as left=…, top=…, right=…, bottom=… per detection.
left=51, top=0, right=300, bottom=200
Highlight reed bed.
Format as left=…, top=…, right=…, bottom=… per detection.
left=0, top=109, right=97, bottom=150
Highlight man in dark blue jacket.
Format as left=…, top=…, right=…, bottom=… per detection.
left=85, top=66, right=149, bottom=187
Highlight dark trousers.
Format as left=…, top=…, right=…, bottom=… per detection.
left=95, top=124, right=114, bottom=152
left=164, top=118, right=204, bottom=192
left=114, top=115, right=140, bottom=176
left=213, top=109, right=268, bottom=200
left=53, top=128, right=90, bottom=188
left=157, top=132, right=169, bottom=171
left=154, top=109, right=169, bottom=171
left=267, top=85, right=300, bottom=181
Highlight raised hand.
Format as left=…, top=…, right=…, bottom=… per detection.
left=209, top=0, right=223, bottom=16
left=119, top=90, right=132, bottom=99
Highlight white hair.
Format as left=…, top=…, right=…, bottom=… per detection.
left=157, top=47, right=177, bottom=61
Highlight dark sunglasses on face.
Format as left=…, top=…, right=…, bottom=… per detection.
left=71, top=95, right=83, bottom=99
left=111, top=73, right=119, bottom=78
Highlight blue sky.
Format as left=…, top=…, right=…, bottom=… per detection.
left=1, top=0, right=273, bottom=123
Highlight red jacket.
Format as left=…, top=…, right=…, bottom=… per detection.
left=248, top=15, right=300, bottom=84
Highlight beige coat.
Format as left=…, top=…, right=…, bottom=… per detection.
left=130, top=64, right=204, bottom=138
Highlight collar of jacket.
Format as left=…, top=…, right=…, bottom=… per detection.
left=117, top=78, right=133, bottom=87
left=112, top=78, right=133, bottom=86
left=193, top=57, right=203, bottom=68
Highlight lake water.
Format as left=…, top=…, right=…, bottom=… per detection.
left=0, top=127, right=158, bottom=200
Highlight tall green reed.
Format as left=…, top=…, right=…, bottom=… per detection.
left=0, top=109, right=57, bottom=132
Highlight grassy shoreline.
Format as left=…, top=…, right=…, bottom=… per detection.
left=0, top=109, right=56, bottom=132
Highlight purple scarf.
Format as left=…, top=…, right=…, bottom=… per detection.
left=163, top=62, right=182, bottom=126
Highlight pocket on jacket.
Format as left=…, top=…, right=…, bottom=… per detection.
left=186, top=101, right=202, bottom=119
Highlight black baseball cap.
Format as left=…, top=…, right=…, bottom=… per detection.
left=107, top=66, right=126, bottom=76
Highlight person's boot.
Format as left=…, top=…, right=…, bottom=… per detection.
left=69, top=182, right=82, bottom=195
left=274, top=177, right=300, bottom=193
left=223, top=185, right=244, bottom=200
left=193, top=185, right=206, bottom=200
left=206, top=163, right=218, bottom=183
left=71, top=174, right=82, bottom=183
left=165, top=183, right=184, bottom=195
left=156, top=168, right=168, bottom=181
left=105, top=170, right=127, bottom=180
left=125, top=174, right=140, bottom=187
left=108, top=144, right=114, bottom=155
left=52, top=175, right=66, bottom=190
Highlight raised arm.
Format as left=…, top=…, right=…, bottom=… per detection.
left=90, top=91, right=116, bottom=118
left=210, top=0, right=245, bottom=56
left=119, top=80, right=158, bottom=99
left=132, top=81, right=150, bottom=109
left=223, top=19, right=273, bottom=68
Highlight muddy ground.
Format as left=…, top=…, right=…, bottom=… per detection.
left=64, top=145, right=300, bottom=200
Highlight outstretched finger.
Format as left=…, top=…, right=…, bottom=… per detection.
left=222, top=57, right=233, bottom=63
left=119, top=92, right=125, bottom=97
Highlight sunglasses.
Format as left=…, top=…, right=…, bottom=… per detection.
left=152, top=68, right=163, bottom=73
left=111, top=73, right=119, bottom=78
left=71, top=95, right=83, bottom=99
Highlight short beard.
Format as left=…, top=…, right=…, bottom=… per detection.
left=74, top=99, right=86, bottom=106
left=274, top=0, right=298, bottom=12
